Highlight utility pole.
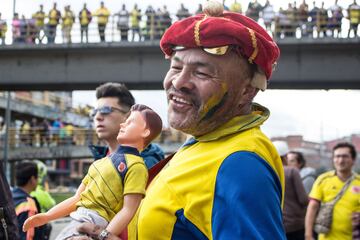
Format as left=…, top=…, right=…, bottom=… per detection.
left=13, top=0, right=16, bottom=16
left=3, top=91, right=11, bottom=183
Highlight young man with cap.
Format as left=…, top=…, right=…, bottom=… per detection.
left=76, top=1, right=285, bottom=239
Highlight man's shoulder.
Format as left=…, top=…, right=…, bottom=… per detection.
left=353, top=172, right=360, bottom=182
left=315, top=171, right=336, bottom=185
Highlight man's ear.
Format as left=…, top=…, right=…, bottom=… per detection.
left=239, top=85, right=259, bottom=105
left=31, top=176, right=38, bottom=188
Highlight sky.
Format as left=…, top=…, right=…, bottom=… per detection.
left=2, top=0, right=360, bottom=142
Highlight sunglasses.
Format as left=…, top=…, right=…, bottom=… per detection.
left=90, top=106, right=128, bottom=118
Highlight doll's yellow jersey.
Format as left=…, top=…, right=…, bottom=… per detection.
left=77, top=145, right=148, bottom=222
left=129, top=103, right=285, bottom=240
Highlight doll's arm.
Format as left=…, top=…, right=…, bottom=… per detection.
left=23, top=183, right=86, bottom=231
left=105, top=193, right=143, bottom=236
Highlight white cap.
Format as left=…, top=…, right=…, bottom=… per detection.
left=272, top=140, right=289, bottom=157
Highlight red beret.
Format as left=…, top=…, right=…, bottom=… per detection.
left=160, top=3, right=280, bottom=81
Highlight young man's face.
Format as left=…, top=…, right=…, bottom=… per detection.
left=93, top=97, right=128, bottom=144
left=116, top=111, right=148, bottom=147
left=286, top=153, right=301, bottom=169
left=333, top=147, right=355, bottom=174
left=30, top=176, right=38, bottom=191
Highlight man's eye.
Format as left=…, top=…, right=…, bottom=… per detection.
left=195, top=71, right=209, bottom=77
left=171, top=66, right=182, bottom=71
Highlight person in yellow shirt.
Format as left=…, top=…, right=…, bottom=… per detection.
left=348, top=0, right=360, bottom=38
left=230, top=0, right=242, bottom=13
left=23, top=104, right=162, bottom=240
left=78, top=3, right=92, bottom=43
left=130, top=4, right=141, bottom=42
left=94, top=1, right=110, bottom=42
left=0, top=13, right=7, bottom=45
left=33, top=5, right=45, bottom=43
left=305, top=142, right=360, bottom=240
left=61, top=5, right=75, bottom=44
left=47, top=3, right=61, bottom=43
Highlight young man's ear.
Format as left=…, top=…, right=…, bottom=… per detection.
left=31, top=176, right=38, bottom=188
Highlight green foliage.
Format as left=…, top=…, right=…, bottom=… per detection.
left=51, top=192, right=73, bottom=204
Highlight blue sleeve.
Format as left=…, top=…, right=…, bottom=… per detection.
left=17, top=211, right=28, bottom=240
left=212, top=151, right=285, bottom=239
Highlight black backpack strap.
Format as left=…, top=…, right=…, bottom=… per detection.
left=0, top=207, right=8, bottom=240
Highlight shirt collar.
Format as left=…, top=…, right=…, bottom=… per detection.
left=115, top=145, right=141, bottom=156
left=182, top=103, right=269, bottom=146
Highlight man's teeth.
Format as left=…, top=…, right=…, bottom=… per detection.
left=173, top=96, right=191, bottom=104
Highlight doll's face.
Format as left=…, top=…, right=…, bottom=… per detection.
left=116, top=111, right=148, bottom=147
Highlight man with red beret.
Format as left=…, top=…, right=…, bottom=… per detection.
left=73, top=1, right=285, bottom=239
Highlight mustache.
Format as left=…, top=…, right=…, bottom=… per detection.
left=167, top=86, right=200, bottom=107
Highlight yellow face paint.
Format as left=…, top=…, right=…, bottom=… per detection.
left=199, top=81, right=228, bottom=120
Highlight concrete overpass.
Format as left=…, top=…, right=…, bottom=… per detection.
left=1, top=38, right=360, bottom=90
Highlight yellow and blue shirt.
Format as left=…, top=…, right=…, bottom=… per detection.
left=129, top=103, right=285, bottom=240
left=77, top=145, right=148, bottom=222
left=309, top=171, right=360, bottom=240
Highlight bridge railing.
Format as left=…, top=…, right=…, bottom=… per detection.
left=0, top=127, right=187, bottom=149
left=0, top=11, right=358, bottom=46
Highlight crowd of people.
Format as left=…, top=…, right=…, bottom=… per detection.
left=0, top=118, right=96, bottom=148
left=274, top=141, right=360, bottom=240
left=0, top=0, right=359, bottom=45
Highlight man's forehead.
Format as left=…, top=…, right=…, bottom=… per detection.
left=334, top=147, right=351, bottom=154
left=96, top=97, right=120, bottom=106
left=171, top=49, right=231, bottom=69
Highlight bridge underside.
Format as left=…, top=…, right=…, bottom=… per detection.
left=0, top=39, right=360, bottom=90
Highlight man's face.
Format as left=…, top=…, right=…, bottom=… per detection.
left=287, top=153, right=301, bottom=169
left=30, top=176, right=38, bottom=191
left=333, top=147, right=355, bottom=173
left=116, top=111, right=147, bottom=147
left=94, top=97, right=128, bottom=143
left=163, top=48, right=253, bottom=136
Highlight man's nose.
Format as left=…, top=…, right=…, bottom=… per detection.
left=94, top=111, right=104, bottom=121
left=172, top=70, right=194, bottom=91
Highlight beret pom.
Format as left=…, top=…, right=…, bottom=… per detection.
left=203, top=0, right=224, bottom=17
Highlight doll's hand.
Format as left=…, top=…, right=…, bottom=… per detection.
left=23, top=213, right=49, bottom=232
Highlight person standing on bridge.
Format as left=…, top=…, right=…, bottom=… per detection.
left=33, top=5, right=46, bottom=44
left=79, top=3, right=92, bottom=44
left=61, top=5, right=75, bottom=44
left=47, top=3, right=61, bottom=44
left=0, top=13, right=7, bottom=45
left=94, top=1, right=110, bottom=42
left=347, top=0, right=360, bottom=38
left=23, top=104, right=163, bottom=240
left=75, top=1, right=285, bottom=239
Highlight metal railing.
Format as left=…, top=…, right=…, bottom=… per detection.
left=0, top=127, right=187, bottom=149
left=0, top=10, right=358, bottom=46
